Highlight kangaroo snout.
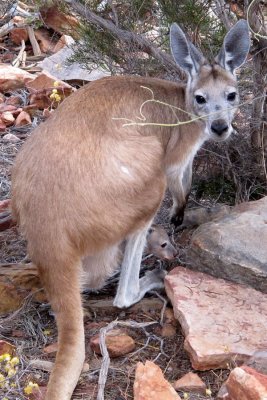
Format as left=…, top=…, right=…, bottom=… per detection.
left=211, top=119, right=229, bottom=136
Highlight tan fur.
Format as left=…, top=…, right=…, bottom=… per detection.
left=11, top=70, right=240, bottom=399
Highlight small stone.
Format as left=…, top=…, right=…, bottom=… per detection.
left=10, top=27, right=29, bottom=45
left=173, top=372, right=206, bottom=394
left=134, top=360, right=181, bottom=400
left=1, top=111, right=15, bottom=126
left=161, top=323, right=176, bottom=337
left=0, top=340, right=15, bottom=356
left=40, top=5, right=79, bottom=36
left=225, top=366, right=267, bottom=400
left=3, top=133, right=20, bottom=142
left=43, top=342, right=58, bottom=354
left=0, top=65, right=33, bottom=92
left=15, top=110, right=31, bottom=126
left=90, top=329, right=135, bottom=358
left=26, top=70, right=73, bottom=91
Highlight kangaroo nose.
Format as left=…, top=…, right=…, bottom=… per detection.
left=211, top=119, right=229, bottom=136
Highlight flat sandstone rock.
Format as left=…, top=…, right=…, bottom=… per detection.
left=165, top=266, right=267, bottom=370
left=134, top=360, right=181, bottom=400
left=189, top=197, right=267, bottom=293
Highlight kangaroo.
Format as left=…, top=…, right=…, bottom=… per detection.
left=11, top=20, right=250, bottom=400
left=146, top=224, right=177, bottom=260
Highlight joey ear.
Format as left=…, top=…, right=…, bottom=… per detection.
left=170, top=23, right=204, bottom=77
left=216, top=19, right=250, bottom=74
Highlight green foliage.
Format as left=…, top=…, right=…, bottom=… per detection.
left=158, top=0, right=226, bottom=57
left=70, top=0, right=226, bottom=75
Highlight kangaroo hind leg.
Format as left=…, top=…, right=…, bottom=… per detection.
left=37, top=257, right=85, bottom=400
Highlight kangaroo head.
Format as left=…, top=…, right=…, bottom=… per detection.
left=170, top=20, right=250, bottom=141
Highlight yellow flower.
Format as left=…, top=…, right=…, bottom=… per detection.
left=183, top=393, right=189, bottom=399
left=24, top=381, right=39, bottom=395
left=0, top=353, right=11, bottom=362
left=0, top=373, right=6, bottom=388
left=10, top=357, right=19, bottom=366
left=206, top=388, right=212, bottom=396
left=43, top=329, right=51, bottom=335
left=7, top=368, right=16, bottom=377
left=53, top=81, right=60, bottom=87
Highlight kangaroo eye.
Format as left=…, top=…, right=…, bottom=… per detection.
left=227, top=92, right=237, bottom=101
left=195, top=95, right=206, bottom=104
left=161, top=242, right=167, bottom=248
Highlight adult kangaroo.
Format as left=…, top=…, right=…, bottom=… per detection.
left=12, top=20, right=250, bottom=400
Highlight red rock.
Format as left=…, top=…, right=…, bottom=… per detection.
left=134, top=360, right=181, bottom=400
left=173, top=372, right=206, bottom=394
left=15, top=110, right=31, bottom=126
left=43, top=342, right=58, bottom=354
left=34, top=28, right=57, bottom=54
left=10, top=27, right=29, bottom=45
left=26, top=70, right=73, bottom=92
left=1, top=111, right=15, bottom=126
left=225, top=366, right=267, bottom=400
left=0, top=104, right=17, bottom=113
left=0, top=263, right=46, bottom=313
left=90, top=329, right=135, bottom=357
left=40, top=6, right=79, bottom=36
left=53, top=34, right=72, bottom=53
left=0, top=65, right=33, bottom=92
left=0, top=340, right=15, bottom=356
left=165, top=266, right=267, bottom=370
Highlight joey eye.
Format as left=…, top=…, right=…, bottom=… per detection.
left=161, top=242, right=167, bottom=248
left=195, top=95, right=206, bottom=104
left=227, top=92, right=237, bottom=101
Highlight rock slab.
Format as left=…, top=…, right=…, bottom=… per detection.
left=173, top=372, right=206, bottom=394
left=134, top=360, right=181, bottom=400
left=225, top=366, right=267, bottom=400
left=189, top=197, right=267, bottom=293
left=165, top=266, right=267, bottom=370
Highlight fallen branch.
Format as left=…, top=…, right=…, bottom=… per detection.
left=27, top=26, right=42, bottom=56
left=0, top=21, right=15, bottom=38
left=12, top=39, right=25, bottom=67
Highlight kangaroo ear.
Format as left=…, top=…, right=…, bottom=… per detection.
left=170, top=23, right=205, bottom=78
left=216, top=19, right=250, bottom=74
